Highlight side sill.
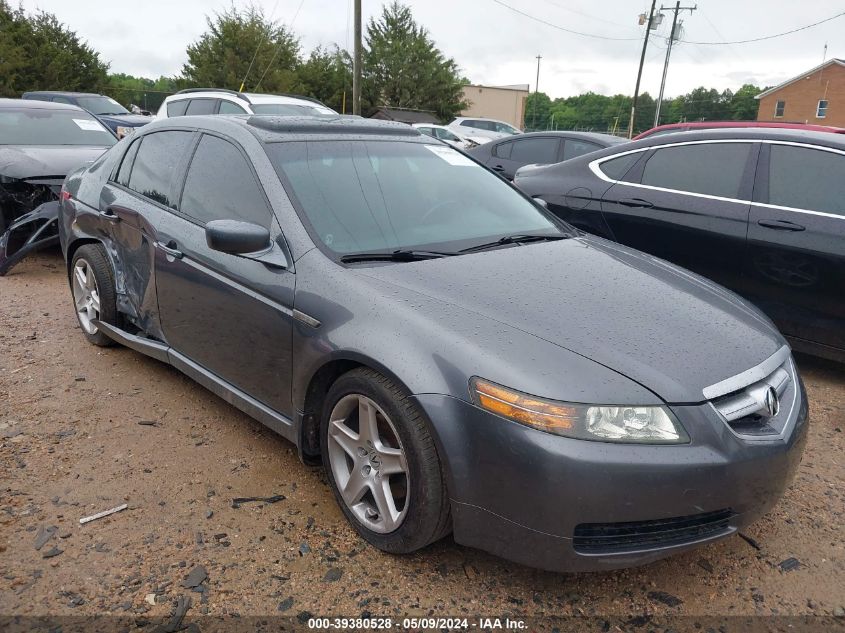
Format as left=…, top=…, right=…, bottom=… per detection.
left=92, top=320, right=297, bottom=445
left=168, top=350, right=297, bottom=444
left=93, top=320, right=170, bottom=363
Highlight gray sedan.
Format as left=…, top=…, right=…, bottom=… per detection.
left=58, top=115, right=807, bottom=572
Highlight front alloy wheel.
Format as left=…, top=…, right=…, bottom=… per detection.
left=327, top=394, right=410, bottom=533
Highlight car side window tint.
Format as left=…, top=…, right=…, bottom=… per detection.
left=115, top=138, right=141, bottom=186
left=437, top=129, right=459, bottom=141
left=167, top=100, right=189, bottom=117
left=126, top=131, right=194, bottom=208
left=510, top=138, right=559, bottom=163
left=417, top=127, right=434, bottom=137
left=599, top=153, right=642, bottom=181
left=494, top=141, right=513, bottom=159
left=180, top=134, right=271, bottom=227
left=53, top=96, right=73, bottom=105
left=641, top=143, right=751, bottom=199
left=768, top=145, right=845, bottom=215
left=185, top=99, right=217, bottom=116
left=218, top=100, right=247, bottom=114
left=563, top=140, right=602, bottom=161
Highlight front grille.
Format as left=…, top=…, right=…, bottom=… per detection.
left=573, top=509, right=733, bottom=554
left=711, top=358, right=795, bottom=440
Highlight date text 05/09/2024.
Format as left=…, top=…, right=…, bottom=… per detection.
left=307, top=617, right=527, bottom=630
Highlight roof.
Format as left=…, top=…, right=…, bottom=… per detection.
left=0, top=97, right=84, bottom=111
left=628, top=126, right=845, bottom=150
left=369, top=108, right=440, bottom=125
left=635, top=120, right=845, bottom=139
left=463, top=83, right=530, bottom=93
left=755, top=58, right=845, bottom=99
left=499, top=130, right=627, bottom=145
left=22, top=91, right=100, bottom=97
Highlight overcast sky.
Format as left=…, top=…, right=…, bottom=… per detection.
left=18, top=0, right=845, bottom=99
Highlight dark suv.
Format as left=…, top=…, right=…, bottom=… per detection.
left=22, top=91, right=151, bottom=138
left=58, top=116, right=806, bottom=572
left=514, top=128, right=845, bottom=362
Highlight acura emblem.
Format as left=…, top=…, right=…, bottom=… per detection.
left=762, top=386, right=780, bottom=418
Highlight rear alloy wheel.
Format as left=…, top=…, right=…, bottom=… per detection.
left=70, top=244, right=117, bottom=347
left=321, top=368, right=451, bottom=553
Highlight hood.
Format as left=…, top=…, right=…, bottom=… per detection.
left=0, top=146, right=108, bottom=180
left=96, top=113, right=152, bottom=128
left=358, top=237, right=783, bottom=404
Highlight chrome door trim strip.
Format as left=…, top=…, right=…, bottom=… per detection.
left=702, top=344, right=791, bottom=400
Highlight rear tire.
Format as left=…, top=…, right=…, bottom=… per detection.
left=70, top=244, right=117, bottom=347
left=321, top=368, right=451, bottom=553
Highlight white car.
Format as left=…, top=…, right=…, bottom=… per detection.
left=411, top=123, right=479, bottom=149
left=156, top=89, right=337, bottom=119
left=447, top=117, right=522, bottom=142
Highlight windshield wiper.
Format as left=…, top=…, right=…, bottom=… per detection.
left=340, top=249, right=457, bottom=263
left=459, top=234, right=570, bottom=254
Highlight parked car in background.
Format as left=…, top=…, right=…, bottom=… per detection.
left=515, top=128, right=845, bottom=362
left=468, top=131, right=627, bottom=180
left=447, top=116, right=521, bottom=142
left=634, top=120, right=845, bottom=140
left=156, top=89, right=337, bottom=119
left=0, top=99, right=115, bottom=274
left=411, top=123, right=477, bottom=149
left=59, top=115, right=806, bottom=573
left=22, top=91, right=151, bottom=139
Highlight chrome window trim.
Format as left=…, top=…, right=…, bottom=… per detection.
left=588, top=139, right=845, bottom=217
left=702, top=344, right=791, bottom=400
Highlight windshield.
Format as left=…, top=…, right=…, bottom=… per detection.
left=497, top=122, right=520, bottom=135
left=75, top=96, right=129, bottom=115
left=0, top=109, right=116, bottom=146
left=251, top=103, right=335, bottom=116
left=266, top=140, right=565, bottom=256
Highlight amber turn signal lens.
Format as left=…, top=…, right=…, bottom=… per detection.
left=472, top=378, right=578, bottom=432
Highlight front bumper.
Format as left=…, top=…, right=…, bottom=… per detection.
left=414, top=377, right=808, bottom=572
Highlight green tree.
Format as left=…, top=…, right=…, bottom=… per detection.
left=730, top=83, right=763, bottom=120
left=0, top=0, right=108, bottom=97
left=106, top=73, right=180, bottom=111
left=293, top=46, right=352, bottom=113
left=363, top=2, right=467, bottom=121
left=181, top=5, right=300, bottom=93
left=524, top=92, right=551, bottom=130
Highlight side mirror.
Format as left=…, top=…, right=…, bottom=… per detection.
left=533, top=197, right=549, bottom=209
left=205, top=219, right=270, bottom=255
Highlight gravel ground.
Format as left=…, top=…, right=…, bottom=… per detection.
left=1, top=252, right=844, bottom=627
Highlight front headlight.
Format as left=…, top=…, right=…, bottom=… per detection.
left=115, top=126, right=136, bottom=139
left=471, top=378, right=689, bottom=444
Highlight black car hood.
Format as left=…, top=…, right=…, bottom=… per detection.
left=0, top=146, right=108, bottom=179
left=359, top=237, right=783, bottom=403
left=96, top=113, right=151, bottom=128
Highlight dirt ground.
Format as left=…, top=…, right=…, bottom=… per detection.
left=1, top=251, right=844, bottom=628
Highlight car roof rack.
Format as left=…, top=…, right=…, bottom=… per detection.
left=174, top=88, right=251, bottom=104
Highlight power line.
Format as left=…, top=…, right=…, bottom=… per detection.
left=253, top=0, right=307, bottom=91
left=679, top=10, right=844, bottom=45
left=490, top=0, right=640, bottom=41
left=536, top=0, right=638, bottom=31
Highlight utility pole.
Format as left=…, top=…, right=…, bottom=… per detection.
left=628, top=0, right=657, bottom=138
left=654, top=2, right=696, bottom=127
left=352, top=0, right=362, bottom=116
left=532, top=54, right=542, bottom=130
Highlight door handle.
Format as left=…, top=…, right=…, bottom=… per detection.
left=156, top=240, right=183, bottom=259
left=617, top=198, right=654, bottom=209
left=491, top=165, right=505, bottom=172
left=99, top=207, right=120, bottom=223
left=757, top=219, right=805, bottom=232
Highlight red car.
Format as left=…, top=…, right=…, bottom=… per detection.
left=634, top=120, right=845, bottom=140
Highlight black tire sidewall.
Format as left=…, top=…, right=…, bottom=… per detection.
left=320, top=369, right=448, bottom=554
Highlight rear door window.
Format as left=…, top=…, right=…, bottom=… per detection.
left=494, top=141, right=513, bottom=159
left=126, top=131, right=194, bottom=208
left=218, top=100, right=247, bottom=114
left=115, top=138, right=141, bottom=187
left=641, top=142, right=751, bottom=199
left=767, top=144, right=845, bottom=215
left=510, top=137, right=560, bottom=163
left=598, top=152, right=642, bottom=181
left=563, top=139, right=602, bottom=161
left=185, top=99, right=217, bottom=116
left=179, top=134, right=271, bottom=227
left=166, top=100, right=189, bottom=117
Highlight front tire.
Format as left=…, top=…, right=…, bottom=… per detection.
left=321, top=368, right=451, bottom=553
left=70, top=244, right=117, bottom=347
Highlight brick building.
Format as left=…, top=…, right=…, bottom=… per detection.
left=756, top=58, right=845, bottom=127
